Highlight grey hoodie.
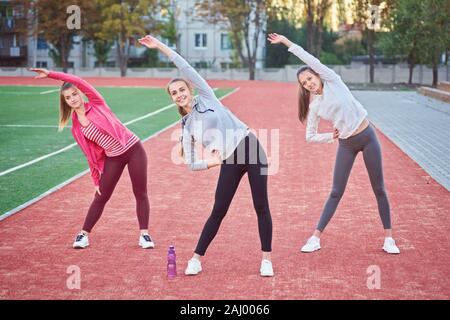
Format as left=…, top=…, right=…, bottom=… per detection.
left=170, top=51, right=249, bottom=171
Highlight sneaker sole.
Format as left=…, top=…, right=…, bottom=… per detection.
left=301, top=247, right=321, bottom=253
left=185, top=270, right=202, bottom=276
left=382, top=247, right=400, bottom=254
left=73, top=244, right=89, bottom=249
left=260, top=272, right=274, bottom=277
left=139, top=243, right=155, bottom=249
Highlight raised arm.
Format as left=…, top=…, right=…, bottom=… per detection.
left=138, top=35, right=217, bottom=102
left=29, top=68, right=106, bottom=106
left=268, top=33, right=339, bottom=81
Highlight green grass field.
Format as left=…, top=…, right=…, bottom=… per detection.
left=0, top=85, right=233, bottom=216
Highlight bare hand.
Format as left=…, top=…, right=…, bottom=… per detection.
left=29, top=68, right=49, bottom=79
left=208, top=150, right=223, bottom=167
left=95, top=186, right=101, bottom=195
left=267, top=33, right=288, bottom=45
left=333, top=128, right=340, bottom=139
left=138, top=35, right=161, bottom=49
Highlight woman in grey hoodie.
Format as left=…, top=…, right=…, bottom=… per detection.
left=139, top=35, right=274, bottom=277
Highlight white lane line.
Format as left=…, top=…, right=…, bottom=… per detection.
left=0, top=87, right=240, bottom=221
left=0, top=124, right=65, bottom=128
left=0, top=170, right=89, bottom=222
left=40, top=89, right=59, bottom=94
left=0, top=88, right=237, bottom=177
left=0, top=143, right=78, bottom=177
left=124, top=103, right=176, bottom=126
left=0, top=87, right=241, bottom=221
left=0, top=92, right=36, bottom=95
left=0, top=102, right=180, bottom=177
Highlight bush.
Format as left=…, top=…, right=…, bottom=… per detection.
left=320, top=51, right=343, bottom=65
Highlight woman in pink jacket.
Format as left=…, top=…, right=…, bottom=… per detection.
left=30, top=68, right=154, bottom=250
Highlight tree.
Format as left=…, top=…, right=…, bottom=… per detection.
left=160, top=6, right=179, bottom=52
left=303, top=0, right=315, bottom=54
left=314, top=0, right=332, bottom=58
left=12, top=0, right=95, bottom=72
left=300, top=0, right=333, bottom=58
left=95, top=0, right=164, bottom=76
left=378, top=0, right=425, bottom=84
left=265, top=18, right=305, bottom=67
left=353, top=0, right=378, bottom=83
left=379, top=0, right=449, bottom=86
left=352, top=0, right=394, bottom=83
left=199, top=0, right=269, bottom=80
left=335, top=37, right=366, bottom=64
left=420, top=0, right=450, bottom=86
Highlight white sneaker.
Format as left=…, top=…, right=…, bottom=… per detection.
left=73, top=233, right=89, bottom=249
left=260, top=259, right=274, bottom=277
left=301, top=236, right=321, bottom=253
left=139, top=234, right=155, bottom=249
left=185, top=258, right=202, bottom=275
left=383, top=237, right=400, bottom=254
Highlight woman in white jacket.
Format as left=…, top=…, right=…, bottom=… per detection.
left=268, top=33, right=399, bottom=254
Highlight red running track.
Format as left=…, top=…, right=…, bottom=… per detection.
left=0, top=77, right=449, bottom=299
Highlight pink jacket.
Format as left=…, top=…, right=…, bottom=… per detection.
left=48, top=71, right=135, bottom=186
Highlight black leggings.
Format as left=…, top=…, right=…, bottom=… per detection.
left=317, top=124, right=391, bottom=231
left=83, top=141, right=149, bottom=232
left=195, top=132, right=273, bottom=255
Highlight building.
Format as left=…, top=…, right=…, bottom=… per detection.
left=0, top=0, right=266, bottom=70
left=170, top=0, right=266, bottom=70
left=0, top=0, right=27, bottom=67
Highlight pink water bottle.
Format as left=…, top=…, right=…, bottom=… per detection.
left=167, top=245, right=177, bottom=279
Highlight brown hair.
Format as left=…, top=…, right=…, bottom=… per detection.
left=58, top=82, right=75, bottom=131
left=166, top=78, right=194, bottom=158
left=296, top=66, right=321, bottom=123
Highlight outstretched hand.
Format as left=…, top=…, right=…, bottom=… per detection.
left=267, top=33, right=289, bottom=46
left=29, top=68, right=49, bottom=79
left=138, top=35, right=161, bottom=49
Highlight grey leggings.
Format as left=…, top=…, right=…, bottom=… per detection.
left=317, top=124, right=391, bottom=231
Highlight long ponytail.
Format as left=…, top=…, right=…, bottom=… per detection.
left=296, top=66, right=320, bottom=123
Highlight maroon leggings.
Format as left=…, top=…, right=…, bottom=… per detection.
left=83, top=142, right=149, bottom=232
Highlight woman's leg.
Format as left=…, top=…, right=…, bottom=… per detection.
left=362, top=128, right=392, bottom=231
left=194, top=163, right=246, bottom=256
left=247, top=151, right=272, bottom=254
left=126, top=142, right=150, bottom=231
left=316, top=143, right=357, bottom=232
left=82, top=156, right=126, bottom=233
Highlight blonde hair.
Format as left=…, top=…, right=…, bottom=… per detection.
left=58, top=82, right=75, bottom=131
left=166, top=78, right=194, bottom=158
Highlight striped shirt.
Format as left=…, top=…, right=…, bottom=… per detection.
left=81, top=122, right=139, bottom=157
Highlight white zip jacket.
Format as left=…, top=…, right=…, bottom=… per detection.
left=288, top=44, right=368, bottom=143
left=170, top=50, right=249, bottom=170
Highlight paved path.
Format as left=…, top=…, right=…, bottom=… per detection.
left=354, top=91, right=450, bottom=191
